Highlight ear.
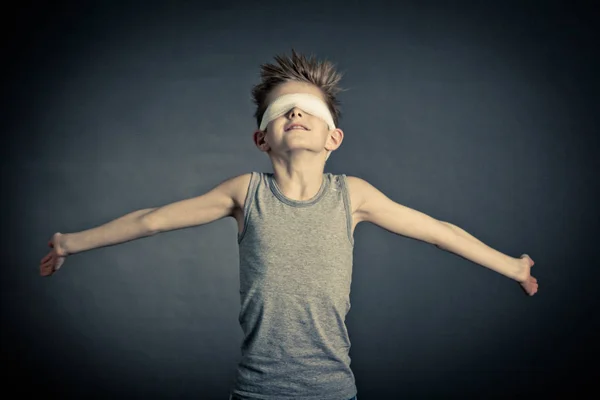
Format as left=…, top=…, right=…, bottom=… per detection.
left=325, top=128, right=344, bottom=151
left=253, top=129, right=270, bottom=152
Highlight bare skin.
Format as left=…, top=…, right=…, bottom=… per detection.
left=517, top=254, right=538, bottom=296
left=252, top=80, right=344, bottom=201
left=40, top=80, right=539, bottom=298
left=40, top=232, right=68, bottom=276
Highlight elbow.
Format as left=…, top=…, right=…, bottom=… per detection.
left=433, top=221, right=455, bottom=249
left=140, top=211, right=159, bottom=235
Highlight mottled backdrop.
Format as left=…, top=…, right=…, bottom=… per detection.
left=2, top=0, right=598, bottom=398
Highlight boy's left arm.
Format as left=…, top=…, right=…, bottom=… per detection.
left=349, top=176, right=538, bottom=296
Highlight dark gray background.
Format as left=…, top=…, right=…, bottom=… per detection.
left=2, top=0, right=598, bottom=398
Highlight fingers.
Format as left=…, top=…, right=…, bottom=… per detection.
left=529, top=281, right=539, bottom=296
left=520, top=277, right=539, bottom=296
left=41, top=253, right=66, bottom=274
left=41, top=239, right=59, bottom=276
left=40, top=263, right=51, bottom=276
left=40, top=253, right=58, bottom=276
left=519, top=254, right=535, bottom=267
left=40, top=264, right=53, bottom=276
left=41, top=263, right=57, bottom=276
left=41, top=248, right=56, bottom=263
left=41, top=252, right=53, bottom=265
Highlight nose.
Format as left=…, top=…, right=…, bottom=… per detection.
left=287, top=107, right=303, bottom=118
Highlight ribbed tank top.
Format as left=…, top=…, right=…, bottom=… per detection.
left=229, top=171, right=357, bottom=400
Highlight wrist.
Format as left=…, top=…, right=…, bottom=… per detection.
left=56, top=232, right=70, bottom=257
left=513, top=257, right=527, bottom=283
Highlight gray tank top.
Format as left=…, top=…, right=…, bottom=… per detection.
left=230, top=171, right=357, bottom=400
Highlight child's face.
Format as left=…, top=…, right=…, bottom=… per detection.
left=254, top=81, right=343, bottom=160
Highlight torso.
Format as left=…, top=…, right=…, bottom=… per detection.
left=230, top=174, right=365, bottom=236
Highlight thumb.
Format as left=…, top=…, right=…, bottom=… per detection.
left=55, top=257, right=65, bottom=271
left=520, top=253, right=534, bottom=267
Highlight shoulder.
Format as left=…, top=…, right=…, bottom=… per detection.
left=343, top=175, right=375, bottom=219
left=344, top=175, right=373, bottom=198
left=229, top=172, right=253, bottom=211
left=344, top=175, right=398, bottom=218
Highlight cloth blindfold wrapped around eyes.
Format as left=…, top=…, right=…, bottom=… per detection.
left=259, top=93, right=336, bottom=131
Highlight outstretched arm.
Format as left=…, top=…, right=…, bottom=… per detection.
left=437, top=222, right=538, bottom=296
left=40, top=174, right=249, bottom=277
left=349, top=176, right=538, bottom=295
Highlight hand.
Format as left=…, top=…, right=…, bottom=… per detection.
left=40, top=232, right=68, bottom=277
left=517, top=254, right=538, bottom=296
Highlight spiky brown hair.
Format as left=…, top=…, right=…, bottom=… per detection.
left=251, top=49, right=345, bottom=130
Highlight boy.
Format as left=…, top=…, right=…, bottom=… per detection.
left=40, top=49, right=538, bottom=400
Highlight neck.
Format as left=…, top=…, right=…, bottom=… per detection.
left=270, top=153, right=325, bottom=201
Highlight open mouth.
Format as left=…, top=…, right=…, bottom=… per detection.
left=285, top=124, right=309, bottom=131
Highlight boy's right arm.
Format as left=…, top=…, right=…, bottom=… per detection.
left=60, top=173, right=247, bottom=255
